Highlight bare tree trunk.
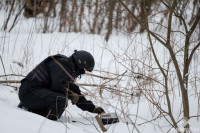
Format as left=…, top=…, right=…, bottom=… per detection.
left=78, top=0, right=85, bottom=32
left=69, top=0, right=77, bottom=32
left=91, top=0, right=98, bottom=34
left=43, top=0, right=56, bottom=33
left=73, top=1, right=78, bottom=32
left=182, top=6, right=200, bottom=131
left=59, top=0, right=67, bottom=32
left=105, top=0, right=116, bottom=41
left=43, top=1, right=48, bottom=33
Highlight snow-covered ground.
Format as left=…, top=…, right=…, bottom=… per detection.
left=0, top=87, right=136, bottom=133
left=1, top=6, right=200, bottom=133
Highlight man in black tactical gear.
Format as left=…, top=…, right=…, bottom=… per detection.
left=18, top=50, right=105, bottom=120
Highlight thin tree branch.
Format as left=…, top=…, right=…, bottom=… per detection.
left=2, top=0, right=16, bottom=31
left=0, top=56, right=8, bottom=85
left=118, top=0, right=167, bottom=47
left=9, top=1, right=26, bottom=32
left=188, top=41, right=200, bottom=66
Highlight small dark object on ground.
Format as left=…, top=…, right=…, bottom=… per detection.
left=100, top=113, right=119, bottom=125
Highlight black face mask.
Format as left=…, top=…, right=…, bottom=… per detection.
left=74, top=69, right=85, bottom=78
left=79, top=69, right=85, bottom=75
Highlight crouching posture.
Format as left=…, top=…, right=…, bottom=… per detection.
left=18, top=50, right=104, bottom=120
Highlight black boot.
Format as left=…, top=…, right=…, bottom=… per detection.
left=17, top=103, right=30, bottom=111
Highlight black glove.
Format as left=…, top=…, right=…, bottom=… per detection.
left=68, top=91, right=79, bottom=104
left=92, top=107, right=105, bottom=114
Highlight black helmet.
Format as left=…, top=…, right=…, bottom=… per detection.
left=72, top=50, right=95, bottom=72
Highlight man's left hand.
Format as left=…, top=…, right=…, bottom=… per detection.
left=92, top=107, right=105, bottom=114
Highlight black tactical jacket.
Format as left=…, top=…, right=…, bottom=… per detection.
left=22, top=54, right=95, bottom=112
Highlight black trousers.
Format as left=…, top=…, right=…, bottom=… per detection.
left=18, top=80, right=67, bottom=120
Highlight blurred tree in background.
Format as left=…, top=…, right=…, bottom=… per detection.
left=1, top=0, right=200, bottom=40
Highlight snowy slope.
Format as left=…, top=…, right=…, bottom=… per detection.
left=0, top=87, right=133, bottom=133
left=0, top=84, right=172, bottom=133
